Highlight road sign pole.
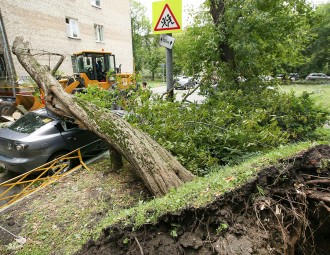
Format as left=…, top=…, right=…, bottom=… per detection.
left=166, top=33, right=173, bottom=99
left=152, top=1, right=182, bottom=99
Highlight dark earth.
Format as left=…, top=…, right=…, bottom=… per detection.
left=76, top=145, right=330, bottom=255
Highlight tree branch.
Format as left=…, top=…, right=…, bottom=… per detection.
left=306, top=190, right=330, bottom=204
left=305, top=179, right=330, bottom=185
left=51, top=55, right=65, bottom=76
left=181, top=83, right=201, bottom=103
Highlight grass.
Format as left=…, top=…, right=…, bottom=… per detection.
left=142, top=79, right=164, bottom=88
left=279, top=82, right=330, bottom=108
left=0, top=160, right=149, bottom=255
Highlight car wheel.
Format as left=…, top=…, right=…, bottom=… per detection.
left=47, top=151, right=74, bottom=175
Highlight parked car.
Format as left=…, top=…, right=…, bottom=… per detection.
left=259, top=75, right=274, bottom=82
left=0, top=108, right=108, bottom=174
left=305, top=73, right=330, bottom=81
left=288, top=73, right=299, bottom=81
left=174, top=76, right=196, bottom=90
left=276, top=74, right=286, bottom=80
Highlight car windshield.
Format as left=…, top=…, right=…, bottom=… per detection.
left=8, top=112, right=54, bottom=134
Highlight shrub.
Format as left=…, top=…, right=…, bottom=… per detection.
left=77, top=85, right=329, bottom=175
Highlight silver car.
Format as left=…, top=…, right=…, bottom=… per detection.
left=174, top=76, right=196, bottom=90
left=0, top=108, right=107, bottom=174
left=305, top=73, right=330, bottom=81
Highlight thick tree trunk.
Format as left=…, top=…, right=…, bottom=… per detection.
left=12, top=37, right=194, bottom=197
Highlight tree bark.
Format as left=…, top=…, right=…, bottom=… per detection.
left=12, top=37, right=194, bottom=197
left=109, top=145, right=124, bottom=171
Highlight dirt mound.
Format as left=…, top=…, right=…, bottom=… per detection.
left=76, top=145, right=330, bottom=255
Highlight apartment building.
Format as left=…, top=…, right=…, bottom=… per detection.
left=0, top=0, right=133, bottom=86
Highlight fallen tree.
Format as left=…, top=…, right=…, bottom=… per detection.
left=12, top=36, right=194, bottom=197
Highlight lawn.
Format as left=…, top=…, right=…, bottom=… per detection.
left=279, top=83, right=330, bottom=108
left=143, top=79, right=164, bottom=88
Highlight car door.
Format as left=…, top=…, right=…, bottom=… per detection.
left=59, top=121, right=102, bottom=156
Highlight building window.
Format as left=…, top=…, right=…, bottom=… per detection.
left=91, top=0, right=101, bottom=8
left=94, top=24, right=104, bottom=42
left=66, top=17, right=79, bottom=39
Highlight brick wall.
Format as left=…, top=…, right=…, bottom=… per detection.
left=0, top=0, right=133, bottom=80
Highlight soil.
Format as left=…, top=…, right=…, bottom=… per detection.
left=1, top=145, right=330, bottom=254
left=75, top=145, right=330, bottom=255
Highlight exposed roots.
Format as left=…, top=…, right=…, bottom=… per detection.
left=76, top=145, right=330, bottom=255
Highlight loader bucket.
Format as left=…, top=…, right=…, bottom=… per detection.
left=15, top=93, right=36, bottom=111
left=15, top=93, right=44, bottom=111
left=29, top=96, right=45, bottom=111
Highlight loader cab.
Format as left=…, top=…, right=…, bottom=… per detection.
left=73, top=51, right=117, bottom=90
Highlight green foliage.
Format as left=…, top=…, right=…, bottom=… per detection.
left=170, top=223, right=180, bottom=238
left=144, top=35, right=166, bottom=80
left=75, top=85, right=119, bottom=109
left=226, top=0, right=313, bottom=77
left=123, top=86, right=328, bottom=175
left=130, top=0, right=165, bottom=79
left=175, top=0, right=314, bottom=82
left=75, top=82, right=328, bottom=176
left=122, top=237, right=130, bottom=244
left=173, top=9, right=220, bottom=76
left=130, top=0, right=152, bottom=73
left=216, top=223, right=228, bottom=234
left=302, top=3, right=330, bottom=75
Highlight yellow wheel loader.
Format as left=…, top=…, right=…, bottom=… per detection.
left=0, top=50, right=135, bottom=121
left=59, top=50, right=135, bottom=93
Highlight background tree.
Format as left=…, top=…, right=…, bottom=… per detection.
left=130, top=0, right=165, bottom=80
left=130, top=0, right=151, bottom=73
left=302, top=3, right=330, bottom=75
left=173, top=9, right=219, bottom=77
left=178, top=0, right=314, bottom=88
left=144, top=34, right=165, bottom=81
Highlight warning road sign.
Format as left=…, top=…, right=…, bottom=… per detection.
left=152, top=0, right=182, bottom=34
left=154, top=4, right=180, bottom=31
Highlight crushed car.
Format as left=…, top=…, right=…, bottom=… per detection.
left=0, top=108, right=108, bottom=174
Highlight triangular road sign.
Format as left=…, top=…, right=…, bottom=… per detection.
left=154, top=4, right=180, bottom=32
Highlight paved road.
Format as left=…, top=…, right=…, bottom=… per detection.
left=151, top=85, right=205, bottom=103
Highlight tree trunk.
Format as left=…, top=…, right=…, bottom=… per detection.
left=109, top=145, right=124, bottom=171
left=209, top=0, right=235, bottom=64
left=12, top=37, right=194, bottom=197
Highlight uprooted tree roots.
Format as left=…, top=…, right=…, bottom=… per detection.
left=76, top=145, right=330, bottom=255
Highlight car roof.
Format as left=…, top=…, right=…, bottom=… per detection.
left=30, top=108, right=61, bottom=120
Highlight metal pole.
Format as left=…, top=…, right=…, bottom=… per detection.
left=166, top=34, right=173, bottom=99
left=0, top=9, right=17, bottom=96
